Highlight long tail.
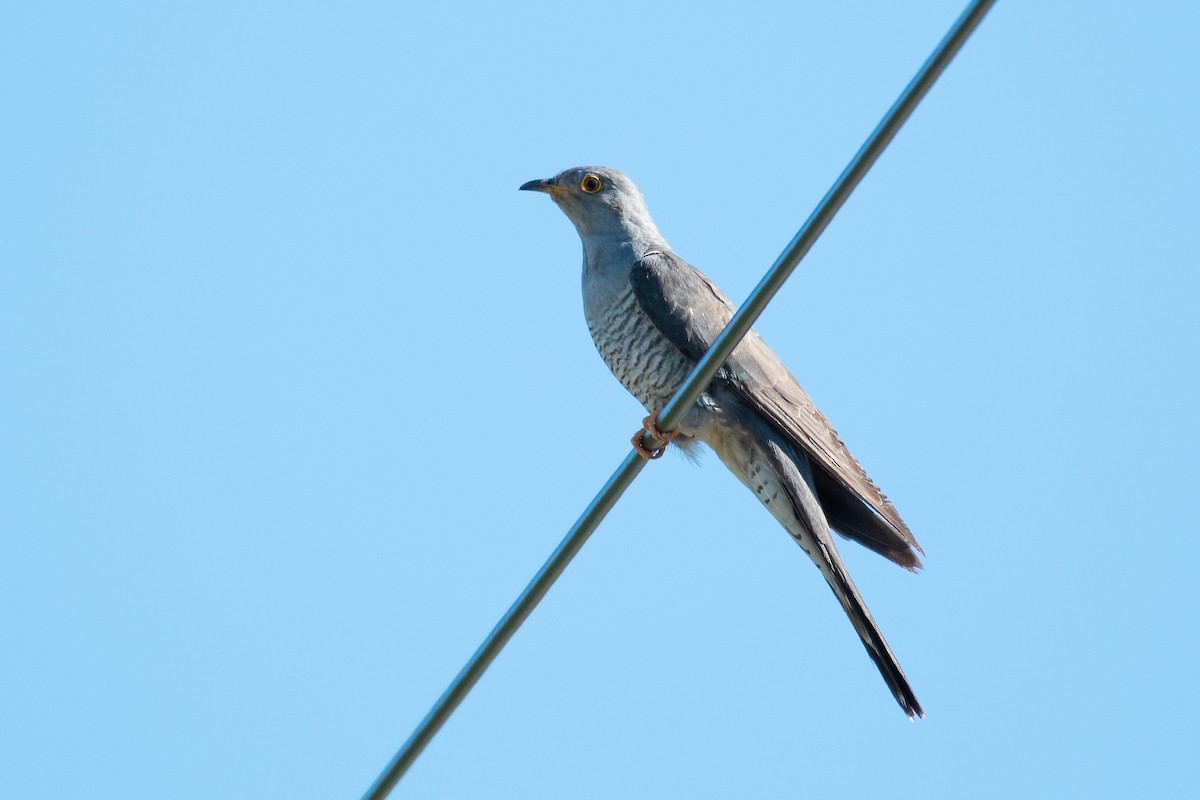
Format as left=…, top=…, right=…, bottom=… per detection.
left=817, top=540, right=924, bottom=718
left=763, top=438, right=923, bottom=719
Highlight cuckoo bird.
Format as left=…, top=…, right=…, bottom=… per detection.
left=522, top=166, right=924, bottom=718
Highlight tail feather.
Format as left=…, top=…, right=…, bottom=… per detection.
left=763, top=438, right=923, bottom=718
left=820, top=548, right=923, bottom=718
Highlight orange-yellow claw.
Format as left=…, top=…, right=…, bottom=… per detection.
left=631, top=411, right=680, bottom=460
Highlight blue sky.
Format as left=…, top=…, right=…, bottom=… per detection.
left=4, top=2, right=1199, bottom=797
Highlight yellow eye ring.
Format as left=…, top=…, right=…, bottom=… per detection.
left=580, top=174, right=603, bottom=194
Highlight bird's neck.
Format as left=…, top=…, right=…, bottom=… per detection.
left=578, top=218, right=669, bottom=271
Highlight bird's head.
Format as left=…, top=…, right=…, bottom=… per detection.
left=520, top=166, right=661, bottom=244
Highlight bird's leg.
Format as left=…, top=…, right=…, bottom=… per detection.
left=631, top=411, right=680, bottom=460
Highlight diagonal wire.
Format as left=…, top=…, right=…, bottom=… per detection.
left=361, top=1, right=994, bottom=796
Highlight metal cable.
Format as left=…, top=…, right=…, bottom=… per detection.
left=361, top=2, right=994, bottom=795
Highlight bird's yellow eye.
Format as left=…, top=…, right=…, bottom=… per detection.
left=580, top=174, right=603, bottom=194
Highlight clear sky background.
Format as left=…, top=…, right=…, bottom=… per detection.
left=4, top=2, right=1198, bottom=798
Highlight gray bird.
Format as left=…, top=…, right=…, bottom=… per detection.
left=521, top=166, right=924, bottom=719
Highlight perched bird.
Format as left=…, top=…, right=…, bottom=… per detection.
left=521, top=166, right=925, bottom=719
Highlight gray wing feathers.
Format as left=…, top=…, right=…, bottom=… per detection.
left=629, top=251, right=922, bottom=567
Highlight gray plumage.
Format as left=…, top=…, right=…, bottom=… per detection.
left=521, top=166, right=924, bottom=718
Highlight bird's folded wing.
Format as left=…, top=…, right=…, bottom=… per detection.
left=629, top=251, right=919, bottom=552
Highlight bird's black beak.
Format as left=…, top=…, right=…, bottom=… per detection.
left=519, top=177, right=559, bottom=194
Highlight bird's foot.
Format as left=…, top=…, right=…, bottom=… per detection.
left=631, top=411, right=680, bottom=460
